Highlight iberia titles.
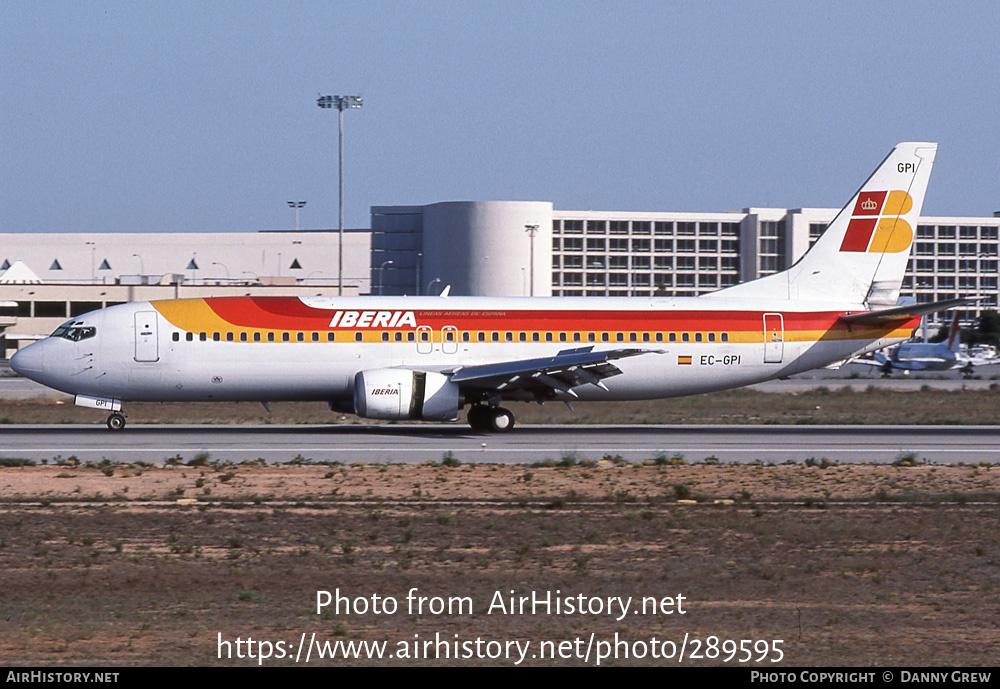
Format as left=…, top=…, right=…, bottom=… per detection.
left=327, top=310, right=418, bottom=329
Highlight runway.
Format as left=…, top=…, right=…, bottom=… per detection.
left=2, top=423, right=998, bottom=464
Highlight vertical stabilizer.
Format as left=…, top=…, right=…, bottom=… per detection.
left=945, top=312, right=962, bottom=354
left=710, top=142, right=937, bottom=305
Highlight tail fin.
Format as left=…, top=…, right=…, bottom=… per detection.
left=711, top=142, right=937, bottom=304
left=945, top=312, right=962, bottom=354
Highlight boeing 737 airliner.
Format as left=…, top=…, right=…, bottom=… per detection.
left=12, top=142, right=961, bottom=431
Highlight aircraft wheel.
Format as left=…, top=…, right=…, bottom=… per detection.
left=106, top=412, right=127, bottom=431
left=466, top=405, right=489, bottom=431
left=487, top=407, right=515, bottom=433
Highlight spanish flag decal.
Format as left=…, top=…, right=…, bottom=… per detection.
left=677, top=355, right=693, bottom=365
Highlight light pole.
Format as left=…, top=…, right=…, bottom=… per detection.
left=377, top=260, right=394, bottom=296
left=287, top=201, right=306, bottom=230
left=525, top=224, right=539, bottom=296
left=426, top=277, right=441, bottom=296
left=317, top=93, right=363, bottom=296
left=132, top=253, right=144, bottom=275
left=85, top=241, right=95, bottom=281
left=211, top=261, right=230, bottom=280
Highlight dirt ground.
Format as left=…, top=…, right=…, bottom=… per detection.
left=1, top=461, right=998, bottom=666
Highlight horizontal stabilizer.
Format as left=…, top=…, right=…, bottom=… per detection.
left=839, top=296, right=978, bottom=324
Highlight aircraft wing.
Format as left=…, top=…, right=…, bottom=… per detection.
left=962, top=356, right=1000, bottom=368
left=448, top=346, right=661, bottom=398
left=851, top=353, right=888, bottom=367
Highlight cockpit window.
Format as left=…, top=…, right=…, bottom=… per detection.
left=50, top=323, right=96, bottom=341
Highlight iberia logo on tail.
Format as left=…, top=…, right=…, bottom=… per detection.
left=839, top=190, right=914, bottom=253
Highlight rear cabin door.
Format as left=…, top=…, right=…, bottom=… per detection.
left=763, top=313, right=784, bottom=364
left=134, top=311, right=159, bottom=362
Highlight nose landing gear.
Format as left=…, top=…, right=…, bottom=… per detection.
left=106, top=412, right=127, bottom=431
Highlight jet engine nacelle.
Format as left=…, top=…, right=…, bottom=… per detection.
left=353, top=369, right=459, bottom=421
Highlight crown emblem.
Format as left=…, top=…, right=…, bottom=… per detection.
left=861, top=198, right=877, bottom=210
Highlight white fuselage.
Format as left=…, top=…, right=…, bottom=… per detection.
left=10, top=295, right=914, bottom=407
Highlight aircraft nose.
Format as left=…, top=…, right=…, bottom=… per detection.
left=9, top=344, right=42, bottom=376
left=9, top=340, right=58, bottom=385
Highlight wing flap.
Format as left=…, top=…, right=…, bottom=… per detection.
left=450, top=346, right=660, bottom=397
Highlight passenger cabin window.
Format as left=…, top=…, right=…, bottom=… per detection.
left=172, top=332, right=180, bottom=342
left=355, top=332, right=363, bottom=342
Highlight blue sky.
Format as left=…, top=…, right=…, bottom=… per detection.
left=2, top=1, right=998, bottom=233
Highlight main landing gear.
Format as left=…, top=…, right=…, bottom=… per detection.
left=466, top=404, right=515, bottom=433
left=106, top=412, right=127, bottom=431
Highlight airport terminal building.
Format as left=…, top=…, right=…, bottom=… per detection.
left=1, top=200, right=998, bottom=355
left=372, top=201, right=1000, bottom=324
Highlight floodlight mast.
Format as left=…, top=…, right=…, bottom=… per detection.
left=317, top=94, right=363, bottom=296
left=286, top=201, right=306, bottom=231
left=525, top=224, right=539, bottom=296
